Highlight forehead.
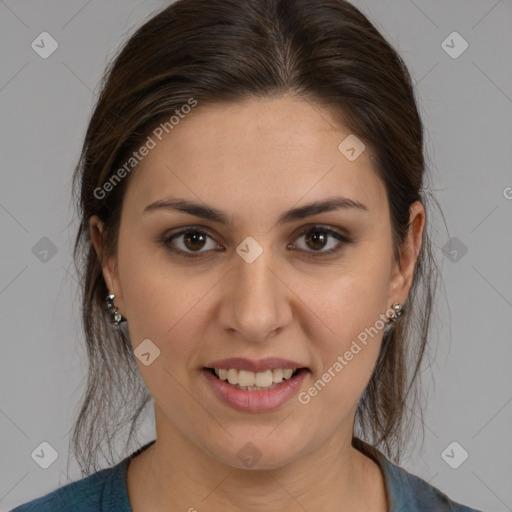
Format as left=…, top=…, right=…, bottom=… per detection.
left=123, top=95, right=388, bottom=222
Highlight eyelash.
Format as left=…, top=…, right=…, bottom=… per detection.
left=161, top=225, right=353, bottom=260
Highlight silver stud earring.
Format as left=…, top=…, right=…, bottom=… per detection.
left=105, top=293, right=126, bottom=325
left=389, top=302, right=403, bottom=322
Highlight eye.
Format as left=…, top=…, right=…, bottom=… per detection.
left=289, top=225, right=353, bottom=258
left=162, top=228, right=222, bottom=259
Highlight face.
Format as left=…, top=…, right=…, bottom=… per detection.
left=92, top=95, right=423, bottom=470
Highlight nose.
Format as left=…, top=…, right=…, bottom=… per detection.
left=218, top=245, right=293, bottom=343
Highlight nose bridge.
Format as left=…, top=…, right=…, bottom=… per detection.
left=222, top=240, right=290, bottom=341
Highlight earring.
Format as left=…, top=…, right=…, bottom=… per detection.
left=105, top=293, right=126, bottom=325
left=388, top=302, right=403, bottom=322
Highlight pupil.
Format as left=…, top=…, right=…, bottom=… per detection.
left=185, top=232, right=205, bottom=251
left=306, top=230, right=327, bottom=250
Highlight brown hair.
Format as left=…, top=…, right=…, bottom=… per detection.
left=71, top=0, right=442, bottom=475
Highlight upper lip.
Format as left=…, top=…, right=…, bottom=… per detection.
left=204, top=357, right=307, bottom=372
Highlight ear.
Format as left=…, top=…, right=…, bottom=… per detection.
left=89, top=215, right=125, bottom=315
left=388, top=200, right=425, bottom=303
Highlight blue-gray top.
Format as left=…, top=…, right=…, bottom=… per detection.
left=10, top=438, right=483, bottom=512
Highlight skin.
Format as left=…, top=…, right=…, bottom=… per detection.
left=90, top=94, right=424, bottom=512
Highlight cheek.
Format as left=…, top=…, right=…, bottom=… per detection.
left=117, top=234, right=220, bottom=371
left=116, top=228, right=187, bottom=338
left=292, top=256, right=391, bottom=407
left=297, top=253, right=391, bottom=346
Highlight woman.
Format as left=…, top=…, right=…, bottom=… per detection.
left=11, top=0, right=483, bottom=510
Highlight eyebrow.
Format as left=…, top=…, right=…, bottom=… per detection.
left=143, top=195, right=368, bottom=226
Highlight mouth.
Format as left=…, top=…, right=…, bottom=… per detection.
left=204, top=367, right=305, bottom=391
left=201, top=364, right=310, bottom=412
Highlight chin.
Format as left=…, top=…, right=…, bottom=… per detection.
left=205, top=436, right=304, bottom=471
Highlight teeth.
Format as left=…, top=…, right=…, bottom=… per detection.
left=227, top=368, right=239, bottom=385
left=255, top=370, right=273, bottom=387
left=238, top=370, right=255, bottom=387
left=282, top=369, right=293, bottom=379
left=212, top=367, right=298, bottom=389
left=272, top=368, right=283, bottom=383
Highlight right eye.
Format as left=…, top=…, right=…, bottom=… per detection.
left=162, top=228, right=223, bottom=259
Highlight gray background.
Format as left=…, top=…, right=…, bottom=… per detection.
left=1, top=1, right=511, bottom=511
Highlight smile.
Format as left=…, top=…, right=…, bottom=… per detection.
left=202, top=366, right=309, bottom=412
left=209, top=367, right=298, bottom=390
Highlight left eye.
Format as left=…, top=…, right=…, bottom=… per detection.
left=162, top=225, right=352, bottom=259
left=291, top=226, right=351, bottom=254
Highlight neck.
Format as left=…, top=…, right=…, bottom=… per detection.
left=127, top=406, right=387, bottom=512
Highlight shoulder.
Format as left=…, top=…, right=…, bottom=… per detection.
left=9, top=459, right=131, bottom=512
left=353, top=438, right=484, bottom=512
left=382, top=457, right=483, bottom=511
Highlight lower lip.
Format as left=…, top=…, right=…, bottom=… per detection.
left=202, top=368, right=309, bottom=412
